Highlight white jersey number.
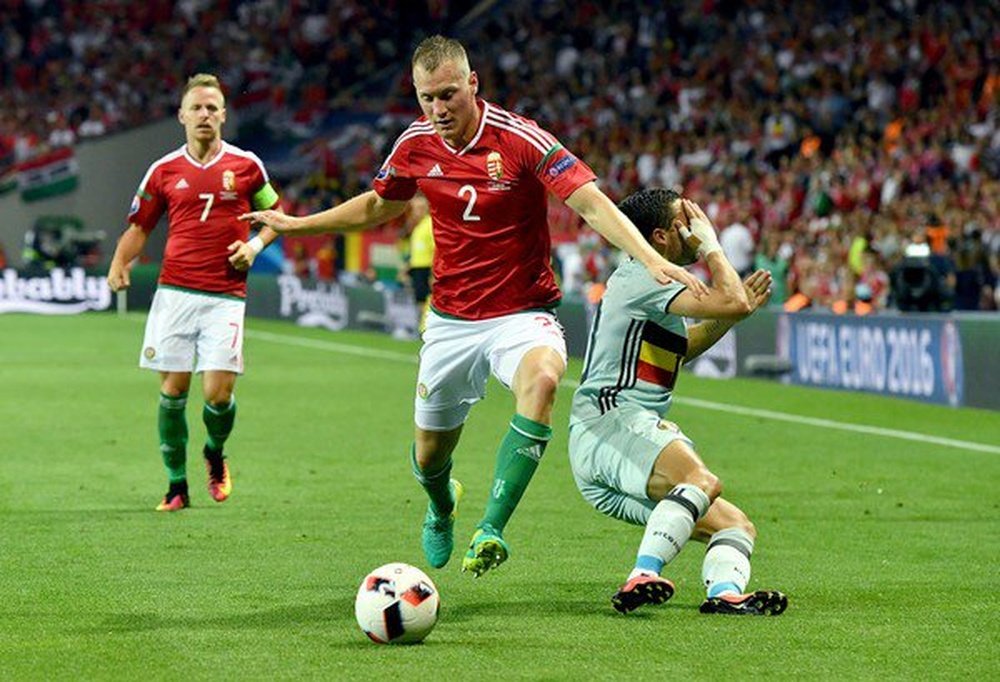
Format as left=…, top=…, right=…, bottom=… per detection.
left=198, top=193, right=215, bottom=222
left=458, top=185, right=481, bottom=222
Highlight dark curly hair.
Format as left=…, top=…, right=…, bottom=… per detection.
left=617, top=188, right=682, bottom=243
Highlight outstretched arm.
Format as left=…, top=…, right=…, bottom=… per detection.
left=239, top=190, right=409, bottom=237
left=565, top=182, right=708, bottom=297
left=107, top=224, right=148, bottom=291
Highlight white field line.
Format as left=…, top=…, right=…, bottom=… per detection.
left=246, top=328, right=1000, bottom=455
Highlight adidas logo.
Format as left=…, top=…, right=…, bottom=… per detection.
left=515, top=444, right=544, bottom=462
left=428, top=164, right=443, bottom=177
left=174, top=178, right=189, bottom=190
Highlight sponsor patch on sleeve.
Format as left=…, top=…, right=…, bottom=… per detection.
left=128, top=195, right=140, bottom=216
left=547, top=154, right=577, bottom=178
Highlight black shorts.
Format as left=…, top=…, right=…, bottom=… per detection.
left=411, top=267, right=431, bottom=304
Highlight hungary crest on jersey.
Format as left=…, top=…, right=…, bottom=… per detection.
left=486, top=151, right=503, bottom=180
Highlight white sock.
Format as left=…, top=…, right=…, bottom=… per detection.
left=702, top=527, right=754, bottom=598
left=632, top=484, right=711, bottom=577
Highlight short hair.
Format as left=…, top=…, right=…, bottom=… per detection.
left=182, top=73, right=225, bottom=104
left=617, top=188, right=682, bottom=242
left=412, top=35, right=470, bottom=76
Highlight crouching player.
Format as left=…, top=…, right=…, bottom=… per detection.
left=569, top=189, right=787, bottom=616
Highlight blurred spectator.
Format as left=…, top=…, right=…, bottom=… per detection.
left=6, top=1, right=998, bottom=312
left=315, top=237, right=338, bottom=282
left=719, top=219, right=755, bottom=278
left=951, top=227, right=993, bottom=310
left=401, top=194, right=434, bottom=323
left=289, top=241, right=312, bottom=280
left=754, top=232, right=790, bottom=306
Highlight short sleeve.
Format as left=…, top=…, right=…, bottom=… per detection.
left=245, top=152, right=280, bottom=209
left=535, top=144, right=597, bottom=201
left=128, top=166, right=166, bottom=233
left=372, top=143, right=418, bottom=201
left=627, top=277, right=688, bottom=319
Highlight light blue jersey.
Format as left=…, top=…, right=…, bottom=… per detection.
left=571, top=258, right=688, bottom=425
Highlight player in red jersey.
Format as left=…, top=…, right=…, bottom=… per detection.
left=241, top=36, right=708, bottom=575
left=107, top=74, right=281, bottom=511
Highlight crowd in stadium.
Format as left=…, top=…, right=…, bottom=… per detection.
left=2, top=0, right=997, bottom=312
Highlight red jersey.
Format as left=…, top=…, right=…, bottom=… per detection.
left=127, top=142, right=279, bottom=298
left=373, top=100, right=596, bottom=320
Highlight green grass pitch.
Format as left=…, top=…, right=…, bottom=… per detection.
left=2, top=313, right=998, bottom=679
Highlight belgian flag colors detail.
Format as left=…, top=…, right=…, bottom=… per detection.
left=636, top=323, right=687, bottom=389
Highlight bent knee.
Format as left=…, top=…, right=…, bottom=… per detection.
left=689, top=469, right=722, bottom=501
left=519, top=367, right=562, bottom=406
left=533, top=369, right=562, bottom=399
left=722, top=508, right=756, bottom=540
left=205, top=389, right=234, bottom=407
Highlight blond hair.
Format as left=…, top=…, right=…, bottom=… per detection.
left=411, top=35, right=470, bottom=76
left=181, top=73, right=225, bottom=104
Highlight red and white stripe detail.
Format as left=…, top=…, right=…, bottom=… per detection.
left=223, top=142, right=271, bottom=181
left=382, top=120, right=436, bottom=166
left=137, top=146, right=185, bottom=194
left=484, top=105, right=559, bottom=156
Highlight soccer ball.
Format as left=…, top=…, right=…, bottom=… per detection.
left=354, top=562, right=440, bottom=644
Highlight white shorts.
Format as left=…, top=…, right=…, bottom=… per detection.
left=140, top=287, right=246, bottom=374
left=414, top=309, right=567, bottom=431
left=568, top=402, right=693, bottom=526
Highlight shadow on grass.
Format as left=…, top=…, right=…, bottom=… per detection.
left=82, top=598, right=356, bottom=634
left=80, top=587, right=684, bottom=635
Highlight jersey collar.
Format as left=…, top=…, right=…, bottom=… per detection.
left=182, top=141, right=227, bottom=169
left=439, top=99, right=488, bottom=157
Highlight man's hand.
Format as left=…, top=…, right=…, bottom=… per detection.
left=238, top=209, right=300, bottom=233
left=107, top=261, right=131, bottom=292
left=681, top=199, right=722, bottom=258
left=645, top=256, right=710, bottom=297
left=743, top=269, right=773, bottom=313
left=227, top=240, right=258, bottom=271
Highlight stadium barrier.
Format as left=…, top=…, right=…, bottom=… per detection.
left=80, top=265, right=1000, bottom=411
left=737, top=309, right=995, bottom=411
left=0, top=267, right=111, bottom=314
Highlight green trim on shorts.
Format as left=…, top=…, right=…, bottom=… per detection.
left=429, top=302, right=561, bottom=321
left=158, top=284, right=245, bottom=301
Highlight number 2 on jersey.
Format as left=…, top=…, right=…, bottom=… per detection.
left=198, top=193, right=215, bottom=222
left=458, top=185, right=481, bottom=222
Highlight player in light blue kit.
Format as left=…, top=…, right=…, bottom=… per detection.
left=569, top=189, right=787, bottom=616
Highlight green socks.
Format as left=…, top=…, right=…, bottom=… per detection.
left=203, top=397, right=236, bottom=452
left=411, top=446, right=454, bottom=517
left=480, top=414, right=552, bottom=534
left=158, top=392, right=189, bottom=483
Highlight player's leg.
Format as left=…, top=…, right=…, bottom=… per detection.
left=693, top=498, right=787, bottom=616
left=194, top=297, right=246, bottom=503
left=412, top=267, right=431, bottom=333
left=568, top=412, right=674, bottom=613
left=201, top=370, right=237, bottom=502
left=412, top=312, right=485, bottom=568
left=140, top=288, right=198, bottom=511
left=157, top=371, right=192, bottom=510
left=632, top=438, right=719, bottom=579
left=610, top=436, right=717, bottom=611
left=413, top=425, right=464, bottom=568
left=464, top=316, right=566, bottom=577
left=479, top=345, right=563, bottom=530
